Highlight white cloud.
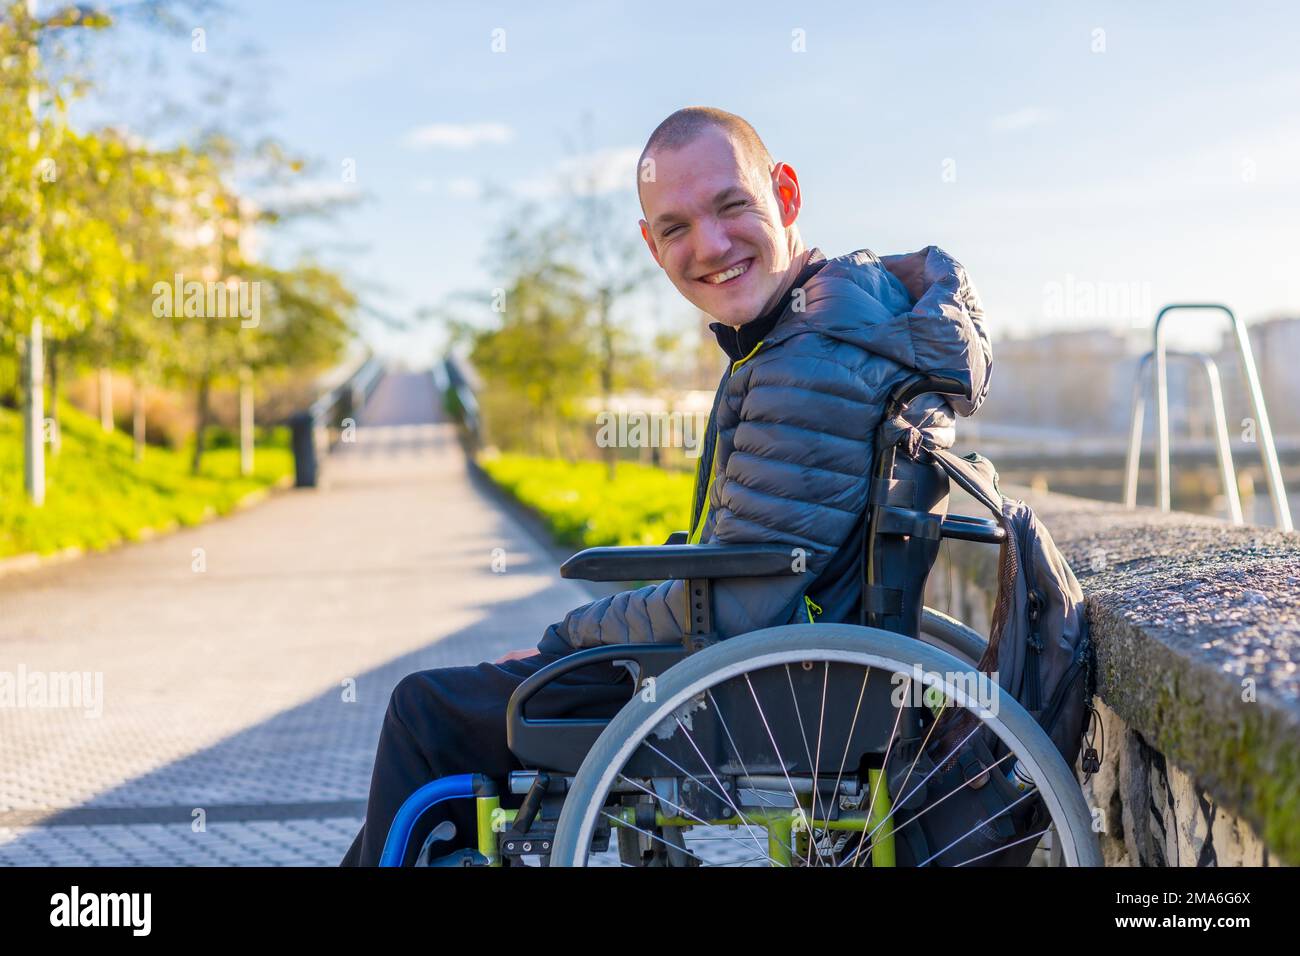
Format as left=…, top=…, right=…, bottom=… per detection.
left=256, top=180, right=362, bottom=212
left=413, top=177, right=483, bottom=199
left=512, top=145, right=640, bottom=200
left=990, top=107, right=1057, bottom=132
left=402, top=122, right=513, bottom=149
left=447, top=177, right=482, bottom=199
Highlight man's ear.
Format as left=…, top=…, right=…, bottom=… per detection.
left=639, top=220, right=663, bottom=268
left=772, top=162, right=802, bottom=227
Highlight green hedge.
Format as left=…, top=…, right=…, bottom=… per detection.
left=479, top=453, right=695, bottom=549
left=0, top=402, right=293, bottom=559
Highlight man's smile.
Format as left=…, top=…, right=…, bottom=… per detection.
left=697, top=257, right=754, bottom=286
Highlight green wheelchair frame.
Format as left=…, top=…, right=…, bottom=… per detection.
left=379, top=373, right=1098, bottom=867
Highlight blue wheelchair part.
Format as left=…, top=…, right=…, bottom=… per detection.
left=379, top=773, right=482, bottom=867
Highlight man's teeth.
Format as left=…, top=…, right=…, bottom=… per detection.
left=704, top=261, right=749, bottom=284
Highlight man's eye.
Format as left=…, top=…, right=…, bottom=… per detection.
left=724, top=200, right=746, bottom=210
left=663, top=225, right=683, bottom=237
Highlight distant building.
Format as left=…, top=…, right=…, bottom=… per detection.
left=975, top=328, right=1137, bottom=436
left=972, top=316, right=1300, bottom=442
left=1232, top=316, right=1300, bottom=436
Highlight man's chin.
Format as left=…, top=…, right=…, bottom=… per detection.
left=699, top=299, right=760, bottom=328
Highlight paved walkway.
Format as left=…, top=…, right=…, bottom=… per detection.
left=0, top=368, right=595, bottom=865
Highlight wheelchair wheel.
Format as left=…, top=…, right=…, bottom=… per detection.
left=550, top=624, right=1101, bottom=867
left=920, top=606, right=987, bottom=667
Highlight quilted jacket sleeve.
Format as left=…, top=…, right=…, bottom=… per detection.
left=536, top=345, right=890, bottom=654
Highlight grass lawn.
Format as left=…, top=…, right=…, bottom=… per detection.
left=479, top=453, right=694, bottom=549
left=0, top=401, right=293, bottom=560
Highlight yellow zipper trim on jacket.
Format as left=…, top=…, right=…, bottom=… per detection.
left=804, top=595, right=823, bottom=623
left=688, top=339, right=766, bottom=545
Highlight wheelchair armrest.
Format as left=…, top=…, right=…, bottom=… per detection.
left=560, top=542, right=803, bottom=582
left=940, top=513, right=1005, bottom=544
left=663, top=531, right=689, bottom=545
left=506, top=643, right=687, bottom=773
left=887, top=369, right=970, bottom=411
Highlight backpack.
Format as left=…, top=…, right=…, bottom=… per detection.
left=883, top=441, right=1099, bottom=866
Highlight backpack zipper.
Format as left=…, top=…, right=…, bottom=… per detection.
left=1040, top=646, right=1087, bottom=734
left=1018, top=520, right=1044, bottom=712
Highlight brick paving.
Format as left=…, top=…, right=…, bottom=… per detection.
left=0, top=369, right=595, bottom=865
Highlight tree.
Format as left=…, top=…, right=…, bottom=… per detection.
left=460, top=205, right=598, bottom=458
left=0, top=1, right=113, bottom=496
left=554, top=114, right=658, bottom=478
left=1, top=0, right=361, bottom=484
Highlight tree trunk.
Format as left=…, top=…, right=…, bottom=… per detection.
left=191, top=374, right=211, bottom=475
left=239, top=367, right=254, bottom=476
left=99, top=367, right=113, bottom=432
left=132, top=377, right=146, bottom=462
left=0, top=354, right=18, bottom=409
left=45, top=340, right=60, bottom=456
left=598, top=288, right=617, bottom=482
left=544, top=408, right=561, bottom=460
left=22, top=322, right=45, bottom=505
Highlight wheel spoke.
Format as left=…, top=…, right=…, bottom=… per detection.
left=916, top=786, right=1040, bottom=867
left=638, top=737, right=739, bottom=818
left=553, top=630, right=1095, bottom=869
left=633, top=740, right=767, bottom=862
left=610, top=772, right=765, bottom=861
left=706, top=688, right=783, bottom=811
left=744, top=672, right=804, bottom=858
left=599, top=810, right=708, bottom=867
left=853, top=675, right=912, bottom=866
left=783, top=663, right=824, bottom=835
left=853, top=748, right=1016, bottom=866
left=952, top=827, right=1052, bottom=867
left=802, top=662, right=831, bottom=867
left=668, top=714, right=768, bottom=856
left=826, top=665, right=872, bottom=840
left=842, top=720, right=1002, bottom=867
left=703, top=854, right=772, bottom=867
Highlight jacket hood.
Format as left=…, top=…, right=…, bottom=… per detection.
left=763, top=246, right=992, bottom=416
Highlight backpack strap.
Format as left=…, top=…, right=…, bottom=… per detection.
left=923, top=445, right=1002, bottom=516
left=878, top=412, right=1003, bottom=517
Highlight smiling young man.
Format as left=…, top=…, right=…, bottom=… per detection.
left=638, top=111, right=816, bottom=342
left=341, top=106, right=991, bottom=866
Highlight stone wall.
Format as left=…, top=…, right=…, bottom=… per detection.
left=926, top=489, right=1297, bottom=866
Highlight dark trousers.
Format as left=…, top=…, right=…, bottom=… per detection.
left=340, top=651, right=633, bottom=866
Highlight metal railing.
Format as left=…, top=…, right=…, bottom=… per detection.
left=1124, top=350, right=1242, bottom=523
left=289, top=355, right=386, bottom=487
left=1124, top=303, right=1292, bottom=530
left=442, top=353, right=481, bottom=449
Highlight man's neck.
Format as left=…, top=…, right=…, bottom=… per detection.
left=707, top=245, right=827, bottom=362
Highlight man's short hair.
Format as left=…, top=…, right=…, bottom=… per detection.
left=637, top=107, right=774, bottom=206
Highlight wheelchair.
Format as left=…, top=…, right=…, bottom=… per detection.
left=381, top=374, right=1104, bottom=867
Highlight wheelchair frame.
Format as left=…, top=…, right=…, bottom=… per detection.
left=379, top=373, right=1093, bottom=868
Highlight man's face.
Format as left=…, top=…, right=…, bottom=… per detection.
left=638, top=127, right=802, bottom=328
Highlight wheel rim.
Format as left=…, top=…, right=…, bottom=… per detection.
left=551, top=624, right=1101, bottom=867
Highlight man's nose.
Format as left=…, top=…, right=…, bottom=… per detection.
left=692, top=217, right=732, bottom=266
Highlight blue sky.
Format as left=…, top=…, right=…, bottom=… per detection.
left=68, top=0, right=1300, bottom=361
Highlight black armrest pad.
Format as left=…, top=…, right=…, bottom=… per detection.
left=939, top=513, right=1005, bottom=543
left=560, top=542, right=804, bottom=582
left=663, top=531, right=689, bottom=545
left=888, top=369, right=970, bottom=407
